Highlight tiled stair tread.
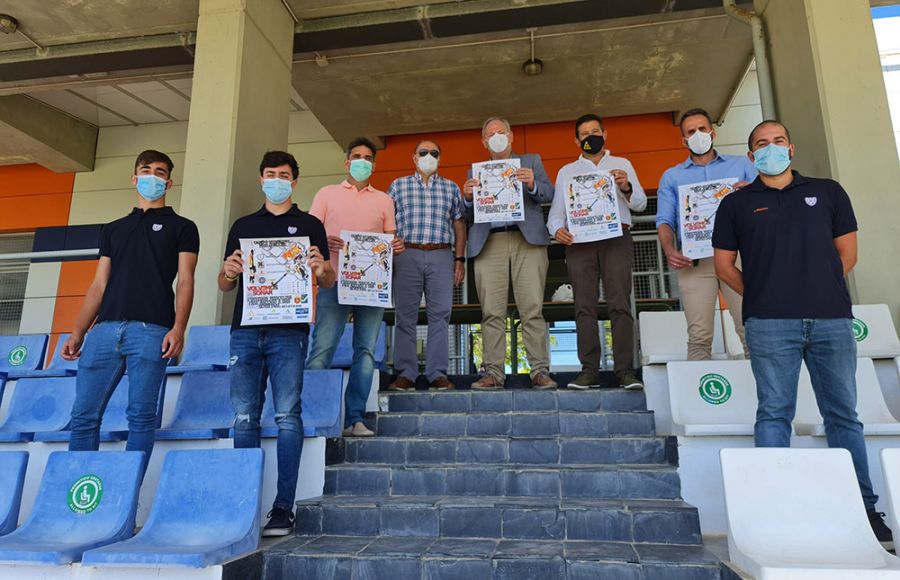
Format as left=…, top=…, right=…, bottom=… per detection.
left=383, top=390, right=647, bottom=414
left=266, top=536, right=723, bottom=568
left=327, top=463, right=677, bottom=471
left=297, top=495, right=697, bottom=511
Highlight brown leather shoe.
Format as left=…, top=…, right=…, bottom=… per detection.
left=387, top=376, right=416, bottom=391
left=531, top=372, right=558, bottom=390
left=429, top=376, right=455, bottom=391
left=470, top=375, right=504, bottom=390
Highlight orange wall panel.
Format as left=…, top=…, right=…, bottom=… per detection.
left=0, top=164, right=75, bottom=198
left=51, top=296, right=84, bottom=334
left=0, top=192, right=72, bottom=232
left=58, top=260, right=98, bottom=297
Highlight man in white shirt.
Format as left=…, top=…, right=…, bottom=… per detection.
left=547, top=114, right=647, bottom=389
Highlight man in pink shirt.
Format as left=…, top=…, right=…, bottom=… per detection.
left=307, top=137, right=404, bottom=437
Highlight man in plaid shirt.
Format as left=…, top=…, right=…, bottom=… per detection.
left=387, top=139, right=467, bottom=391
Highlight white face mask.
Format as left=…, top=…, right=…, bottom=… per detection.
left=416, top=154, right=438, bottom=175
left=487, top=132, right=509, bottom=154
left=687, top=130, right=713, bottom=155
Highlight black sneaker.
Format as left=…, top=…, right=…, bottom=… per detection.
left=868, top=510, right=894, bottom=550
left=567, top=371, right=601, bottom=390
left=617, top=370, right=644, bottom=390
left=262, top=507, right=295, bottom=537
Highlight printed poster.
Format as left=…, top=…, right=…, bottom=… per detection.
left=678, top=178, right=739, bottom=260
left=338, top=230, right=393, bottom=308
left=564, top=170, right=622, bottom=243
left=472, top=158, right=525, bottom=223
left=239, top=237, right=313, bottom=325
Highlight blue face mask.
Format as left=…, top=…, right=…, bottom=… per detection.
left=349, top=159, right=374, bottom=182
left=752, top=143, right=792, bottom=176
left=262, top=178, right=293, bottom=204
left=136, top=175, right=167, bottom=201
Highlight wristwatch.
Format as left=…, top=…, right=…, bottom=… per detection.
left=455, top=256, right=466, bottom=263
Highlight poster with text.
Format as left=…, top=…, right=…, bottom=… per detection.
left=472, top=158, right=525, bottom=223
left=239, top=237, right=312, bottom=325
left=565, top=170, right=623, bottom=243
left=338, top=230, right=393, bottom=308
left=678, top=177, right=739, bottom=259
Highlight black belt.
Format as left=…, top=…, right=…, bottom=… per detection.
left=489, top=225, right=520, bottom=234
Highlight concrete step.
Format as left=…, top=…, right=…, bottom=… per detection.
left=381, top=388, right=647, bottom=415
left=344, top=436, right=670, bottom=466
left=324, top=464, right=682, bottom=500
left=294, top=495, right=702, bottom=545
left=263, top=535, right=730, bottom=580
left=374, top=410, right=655, bottom=438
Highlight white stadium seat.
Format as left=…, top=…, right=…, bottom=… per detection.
left=639, top=311, right=726, bottom=365
left=795, top=358, right=900, bottom=436
left=722, top=448, right=900, bottom=579
left=852, top=305, right=900, bottom=359
left=667, top=360, right=758, bottom=436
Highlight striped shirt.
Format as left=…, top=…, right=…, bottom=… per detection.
left=388, top=173, right=464, bottom=245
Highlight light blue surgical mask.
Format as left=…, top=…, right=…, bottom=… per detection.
left=135, top=175, right=167, bottom=201
left=262, top=178, right=293, bottom=204
left=752, top=143, right=792, bottom=176
left=349, top=159, right=374, bottom=182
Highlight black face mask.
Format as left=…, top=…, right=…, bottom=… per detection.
left=580, top=134, right=605, bottom=155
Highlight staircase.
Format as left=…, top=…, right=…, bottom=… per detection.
left=263, top=377, right=735, bottom=579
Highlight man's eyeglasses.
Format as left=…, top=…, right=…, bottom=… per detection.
left=417, top=149, right=440, bottom=158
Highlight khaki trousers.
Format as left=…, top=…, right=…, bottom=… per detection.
left=677, top=256, right=747, bottom=360
left=474, top=231, right=549, bottom=381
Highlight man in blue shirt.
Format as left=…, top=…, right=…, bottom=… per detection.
left=387, top=140, right=466, bottom=391
left=712, top=120, right=892, bottom=548
left=656, top=108, right=756, bottom=360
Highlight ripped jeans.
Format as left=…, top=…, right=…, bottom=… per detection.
left=229, top=327, right=307, bottom=510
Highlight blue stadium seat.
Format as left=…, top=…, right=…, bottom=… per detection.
left=81, top=449, right=263, bottom=568
left=0, top=335, right=48, bottom=380
left=324, top=322, right=387, bottom=369
left=258, top=369, right=344, bottom=438
left=155, top=371, right=232, bottom=440
left=0, top=377, right=78, bottom=442
left=0, top=451, right=28, bottom=536
left=0, top=451, right=143, bottom=565
left=5, top=334, right=78, bottom=379
left=165, top=325, right=231, bottom=374
left=34, top=375, right=167, bottom=443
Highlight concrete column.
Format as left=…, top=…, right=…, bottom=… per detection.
left=755, top=0, right=900, bottom=318
left=179, top=0, right=294, bottom=325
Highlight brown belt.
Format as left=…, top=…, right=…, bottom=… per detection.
left=406, top=243, right=451, bottom=251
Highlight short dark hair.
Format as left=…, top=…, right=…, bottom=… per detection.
left=259, top=150, right=299, bottom=179
left=574, top=114, right=603, bottom=136
left=134, top=150, right=174, bottom=176
left=346, top=136, right=378, bottom=159
left=414, top=139, right=441, bottom=153
left=747, top=120, right=792, bottom=150
left=678, top=108, right=713, bottom=131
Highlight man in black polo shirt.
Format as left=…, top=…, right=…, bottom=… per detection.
left=219, top=150, right=334, bottom=536
left=62, top=149, right=199, bottom=477
left=712, top=120, right=892, bottom=547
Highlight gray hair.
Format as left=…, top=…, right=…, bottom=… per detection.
left=481, top=116, right=511, bottom=137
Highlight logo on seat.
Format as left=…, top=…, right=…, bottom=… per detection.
left=852, top=318, right=869, bottom=342
left=68, top=475, right=103, bottom=514
left=7, top=345, right=27, bottom=366
left=699, top=373, right=732, bottom=405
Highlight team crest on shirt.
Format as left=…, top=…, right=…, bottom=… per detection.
left=805, top=197, right=817, bottom=207
left=287, top=226, right=298, bottom=234
left=152, top=224, right=163, bottom=231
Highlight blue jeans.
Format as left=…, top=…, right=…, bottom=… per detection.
left=306, top=286, right=383, bottom=427
left=69, top=321, right=169, bottom=476
left=230, top=327, right=307, bottom=510
left=745, top=317, right=877, bottom=509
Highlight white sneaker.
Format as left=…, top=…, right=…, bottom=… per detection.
left=342, top=422, right=375, bottom=437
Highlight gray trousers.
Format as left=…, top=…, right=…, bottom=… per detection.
left=393, top=248, right=454, bottom=382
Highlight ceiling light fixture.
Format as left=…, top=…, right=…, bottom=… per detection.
left=522, top=27, right=543, bottom=76
left=0, top=14, right=18, bottom=34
